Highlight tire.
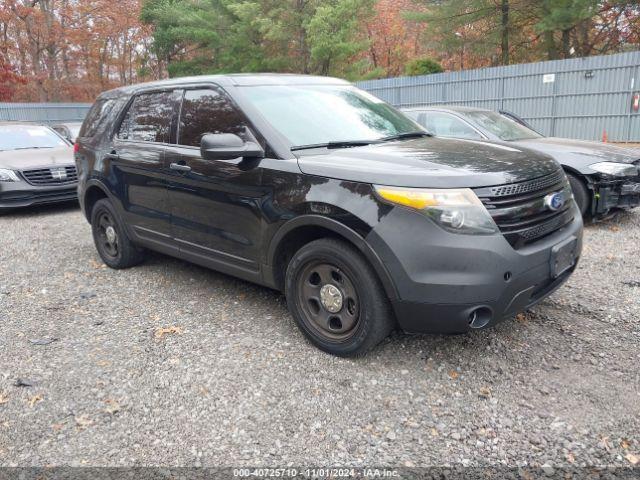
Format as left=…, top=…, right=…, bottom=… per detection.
left=90, top=198, right=145, bottom=269
left=285, top=238, right=395, bottom=357
left=567, top=172, right=590, bottom=217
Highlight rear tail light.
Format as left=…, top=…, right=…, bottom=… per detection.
left=73, top=142, right=80, bottom=153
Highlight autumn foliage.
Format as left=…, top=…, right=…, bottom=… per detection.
left=0, top=0, right=638, bottom=103
left=1, top=0, right=157, bottom=102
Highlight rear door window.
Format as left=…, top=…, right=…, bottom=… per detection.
left=177, top=88, right=249, bottom=147
left=117, top=91, right=179, bottom=143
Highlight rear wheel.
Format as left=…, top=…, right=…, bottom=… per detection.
left=91, top=198, right=145, bottom=269
left=567, top=172, right=590, bottom=217
left=285, top=238, right=394, bottom=356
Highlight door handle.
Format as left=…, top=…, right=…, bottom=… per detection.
left=170, top=162, right=191, bottom=172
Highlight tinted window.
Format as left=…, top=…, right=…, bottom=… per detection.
left=80, top=98, right=116, bottom=137
left=118, top=91, right=178, bottom=143
left=418, top=112, right=483, bottom=140
left=178, top=89, right=249, bottom=147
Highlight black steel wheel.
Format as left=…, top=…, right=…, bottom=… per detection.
left=285, top=238, right=395, bottom=356
left=297, top=261, right=361, bottom=342
left=90, top=198, right=145, bottom=269
left=96, top=210, right=119, bottom=259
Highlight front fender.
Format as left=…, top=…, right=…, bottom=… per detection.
left=265, top=214, right=398, bottom=301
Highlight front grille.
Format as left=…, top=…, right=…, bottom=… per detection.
left=21, top=166, right=78, bottom=186
left=488, top=169, right=565, bottom=197
left=474, top=170, right=574, bottom=248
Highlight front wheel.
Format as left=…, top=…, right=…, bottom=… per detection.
left=285, top=238, right=395, bottom=356
left=91, top=198, right=145, bottom=269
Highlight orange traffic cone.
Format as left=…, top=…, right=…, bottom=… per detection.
left=602, top=129, right=608, bottom=143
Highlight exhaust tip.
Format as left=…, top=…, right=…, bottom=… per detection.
left=468, top=307, right=492, bottom=329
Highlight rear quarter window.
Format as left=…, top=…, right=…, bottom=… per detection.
left=80, top=98, right=117, bottom=138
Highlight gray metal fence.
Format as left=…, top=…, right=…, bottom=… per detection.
left=0, top=102, right=91, bottom=124
left=357, top=51, right=640, bottom=142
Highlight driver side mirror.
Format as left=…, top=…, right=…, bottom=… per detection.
left=200, top=133, right=265, bottom=161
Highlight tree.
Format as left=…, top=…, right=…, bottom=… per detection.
left=1, top=0, right=159, bottom=102
left=407, top=0, right=530, bottom=68
left=0, top=53, right=25, bottom=100
left=535, top=0, right=598, bottom=59
left=409, top=0, right=639, bottom=68
left=307, top=0, right=374, bottom=76
left=141, top=0, right=376, bottom=79
left=404, top=57, right=443, bottom=76
left=362, top=0, right=428, bottom=77
left=0, top=0, right=638, bottom=101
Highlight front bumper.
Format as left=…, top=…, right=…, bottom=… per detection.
left=593, top=179, right=640, bottom=214
left=367, top=203, right=583, bottom=334
left=0, top=180, right=78, bottom=209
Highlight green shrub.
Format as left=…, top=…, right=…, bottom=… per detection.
left=404, top=58, right=444, bottom=76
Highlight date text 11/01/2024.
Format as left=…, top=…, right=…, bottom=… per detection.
left=233, top=468, right=400, bottom=477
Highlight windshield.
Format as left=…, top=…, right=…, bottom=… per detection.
left=0, top=125, right=69, bottom=151
left=242, top=85, right=422, bottom=148
left=464, top=111, right=541, bottom=141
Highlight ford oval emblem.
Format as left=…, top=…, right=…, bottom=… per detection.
left=544, top=192, right=565, bottom=211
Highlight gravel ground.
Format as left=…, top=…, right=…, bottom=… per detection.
left=0, top=202, right=638, bottom=470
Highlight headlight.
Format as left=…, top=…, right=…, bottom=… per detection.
left=589, top=162, right=638, bottom=177
left=0, top=168, right=20, bottom=182
left=374, top=186, right=498, bottom=235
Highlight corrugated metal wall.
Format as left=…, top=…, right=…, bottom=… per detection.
left=0, top=103, right=91, bottom=124
left=357, top=51, right=640, bottom=142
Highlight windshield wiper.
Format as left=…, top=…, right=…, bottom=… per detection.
left=291, top=140, right=380, bottom=151
left=11, top=146, right=55, bottom=151
left=380, top=131, right=432, bottom=142
left=290, top=132, right=431, bottom=151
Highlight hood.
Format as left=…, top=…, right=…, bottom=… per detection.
left=0, top=145, right=74, bottom=171
left=513, top=137, right=640, bottom=171
left=296, top=137, right=561, bottom=188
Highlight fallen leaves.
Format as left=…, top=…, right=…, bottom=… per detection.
left=625, top=453, right=639, bottom=465
left=103, top=399, right=121, bottom=415
left=90, top=259, right=107, bottom=269
left=75, top=415, right=93, bottom=430
left=448, top=370, right=459, bottom=379
left=27, top=395, right=43, bottom=408
left=154, top=326, right=183, bottom=340
left=51, top=422, right=65, bottom=432
left=478, top=386, right=492, bottom=398
left=0, top=393, right=8, bottom=405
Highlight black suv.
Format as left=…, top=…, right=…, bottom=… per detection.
left=76, top=74, right=583, bottom=356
